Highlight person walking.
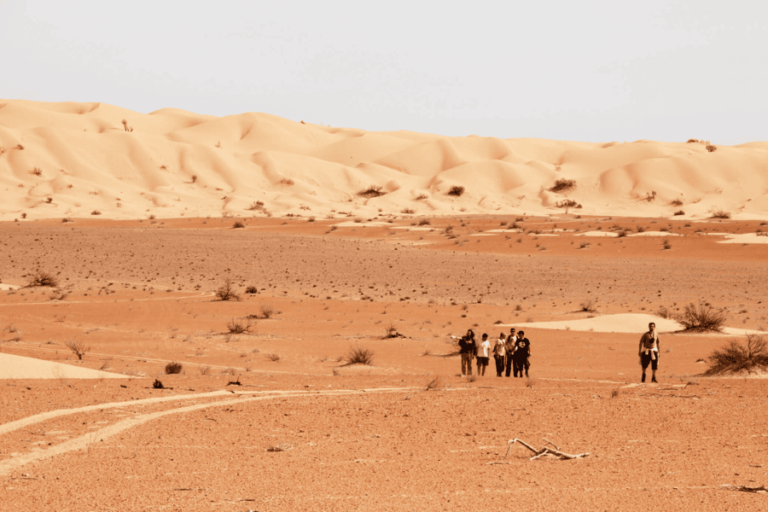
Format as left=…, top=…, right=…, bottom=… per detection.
left=505, top=328, right=517, bottom=377
left=512, top=330, right=531, bottom=378
left=493, top=332, right=507, bottom=377
left=456, top=329, right=476, bottom=376
left=638, top=322, right=660, bottom=383
left=476, top=333, right=491, bottom=376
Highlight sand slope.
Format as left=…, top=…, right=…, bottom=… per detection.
left=2, top=99, right=768, bottom=220
left=0, top=352, right=127, bottom=379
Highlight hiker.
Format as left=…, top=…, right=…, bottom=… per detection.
left=476, top=333, right=491, bottom=376
left=456, top=329, right=476, bottom=376
left=512, top=330, right=531, bottom=378
left=638, top=322, right=660, bottom=383
left=493, top=332, right=507, bottom=377
left=505, top=327, right=517, bottom=377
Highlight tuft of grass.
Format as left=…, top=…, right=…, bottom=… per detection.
left=678, top=301, right=728, bottom=332
left=266, top=353, right=281, bottom=362
left=447, top=185, right=465, bottom=197
left=29, top=167, right=43, bottom=177
left=227, top=317, right=253, bottom=334
left=233, top=221, right=246, bottom=228
left=704, top=335, right=768, bottom=375
left=417, top=219, right=431, bottom=226
left=199, top=366, right=211, bottom=376
left=27, top=271, right=59, bottom=288
left=611, top=388, right=620, bottom=399
left=358, top=185, right=386, bottom=198
left=556, top=199, right=581, bottom=211
left=260, top=304, right=274, bottom=319
left=64, top=339, right=90, bottom=360
left=345, top=346, right=374, bottom=366
left=415, top=193, right=428, bottom=200
left=215, top=278, right=241, bottom=301
left=384, top=323, right=404, bottom=339
left=165, top=361, right=183, bottom=374
left=580, top=298, right=598, bottom=313
left=549, top=179, right=576, bottom=193
left=662, top=239, right=672, bottom=250
left=425, top=375, right=445, bottom=391
left=670, top=198, right=684, bottom=206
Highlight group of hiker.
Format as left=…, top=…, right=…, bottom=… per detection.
left=455, top=328, right=530, bottom=378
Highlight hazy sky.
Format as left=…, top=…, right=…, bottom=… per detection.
left=2, top=0, right=766, bottom=144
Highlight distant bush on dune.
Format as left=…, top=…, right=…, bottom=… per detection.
left=447, top=186, right=465, bottom=197
left=358, top=185, right=386, bottom=198
left=677, top=301, right=728, bottom=332
left=549, top=179, right=576, bottom=193
left=710, top=208, right=731, bottom=220
left=215, top=278, right=241, bottom=301
left=27, top=271, right=59, bottom=287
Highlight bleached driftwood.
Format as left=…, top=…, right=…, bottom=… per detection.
left=487, top=438, right=590, bottom=464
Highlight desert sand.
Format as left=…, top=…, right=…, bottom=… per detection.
left=1, top=101, right=768, bottom=510
left=2, top=99, right=768, bottom=222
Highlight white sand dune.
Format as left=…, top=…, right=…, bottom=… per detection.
left=716, top=233, right=768, bottom=244
left=505, top=313, right=767, bottom=336
left=0, top=352, right=128, bottom=379
left=2, top=99, right=768, bottom=220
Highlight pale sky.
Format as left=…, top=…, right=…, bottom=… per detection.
left=2, top=0, right=766, bottom=144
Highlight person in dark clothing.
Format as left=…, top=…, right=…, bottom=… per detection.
left=512, top=330, right=531, bottom=378
left=493, top=332, right=507, bottom=377
left=456, top=329, right=476, bottom=376
left=505, top=327, right=517, bottom=377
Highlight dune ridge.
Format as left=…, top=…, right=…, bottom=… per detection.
left=2, top=99, right=767, bottom=221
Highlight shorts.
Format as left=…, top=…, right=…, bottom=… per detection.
left=476, top=357, right=489, bottom=366
left=640, top=352, right=658, bottom=371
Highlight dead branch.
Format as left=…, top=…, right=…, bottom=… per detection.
left=487, top=438, right=590, bottom=464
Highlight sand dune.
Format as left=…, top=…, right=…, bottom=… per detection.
left=2, top=99, right=768, bottom=221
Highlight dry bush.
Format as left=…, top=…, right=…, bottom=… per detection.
left=425, top=375, right=446, bottom=391
left=710, top=208, right=731, bottom=220
left=153, top=379, right=164, bottom=389
left=706, top=144, right=717, bottom=152
left=662, top=239, right=672, bottom=250
left=245, top=285, right=258, bottom=294
left=346, top=346, right=374, bottom=366
left=279, top=178, right=295, bottom=186
left=64, top=339, right=90, bottom=360
left=27, top=271, right=59, bottom=288
left=673, top=210, right=685, bottom=216
left=556, top=199, right=581, bottom=212
left=260, top=304, right=274, bottom=319
left=686, top=138, right=699, bottom=143
left=447, top=185, right=465, bottom=197
left=16, top=144, right=25, bottom=150
left=580, top=298, right=598, bottom=313
left=199, top=366, right=211, bottom=376
left=165, top=361, right=183, bottom=374
left=670, top=198, right=684, bottom=206
left=227, top=317, right=253, bottom=334
left=215, top=278, right=241, bottom=301
left=401, top=208, right=415, bottom=214
left=29, top=167, right=43, bottom=176
left=358, top=185, right=386, bottom=198
left=233, top=221, right=246, bottom=228
left=611, top=388, right=620, bottom=399
left=549, top=179, right=576, bottom=193
left=705, top=335, right=768, bottom=375
left=415, top=194, right=428, bottom=200
left=266, top=353, right=281, bottom=362
left=384, top=323, right=404, bottom=339
left=417, top=219, right=431, bottom=226
left=656, top=306, right=672, bottom=319
left=246, top=201, right=265, bottom=211
left=91, top=210, right=101, bottom=215
left=678, top=301, right=728, bottom=332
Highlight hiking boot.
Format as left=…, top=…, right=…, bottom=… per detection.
left=641, top=373, right=646, bottom=383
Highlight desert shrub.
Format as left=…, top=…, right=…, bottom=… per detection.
left=662, top=239, right=672, bottom=250
left=64, top=339, right=90, bottom=360
left=62, top=217, right=73, bottom=223
left=677, top=301, right=728, bottom=332
left=16, top=144, right=25, bottom=150
left=358, top=185, right=385, bottom=198
left=384, top=323, right=404, bottom=339
left=611, top=388, right=620, bottom=399
left=266, top=353, right=281, bottom=362
left=556, top=199, right=581, bottom=211
left=153, top=379, right=164, bottom=389
left=645, top=191, right=657, bottom=202
left=549, top=179, right=576, bottom=193
left=617, top=230, right=628, bottom=237
left=227, top=317, right=253, bottom=334
left=279, top=178, right=295, bottom=186
left=706, top=144, right=717, bottom=152
left=199, top=365, right=211, bottom=376
left=215, top=278, right=241, bottom=301
left=29, top=167, right=43, bottom=176
left=233, top=221, right=246, bottom=228
left=415, top=193, right=428, bottom=200
left=704, top=335, right=768, bottom=375
left=710, top=209, right=731, bottom=219
left=656, top=306, right=672, bottom=319
left=27, top=271, right=59, bottom=287
left=686, top=139, right=699, bottom=143
left=673, top=210, right=685, bottom=216
left=91, top=210, right=101, bottom=215
left=165, top=361, right=183, bottom=374
left=246, top=201, right=265, bottom=211
left=346, top=346, right=374, bottom=365
left=417, top=219, right=431, bottom=226
left=245, top=285, right=258, bottom=294
left=401, top=208, right=415, bottom=214
left=260, top=304, right=274, bottom=319
left=580, top=298, right=598, bottom=313
left=670, top=198, right=684, bottom=206
left=447, top=185, right=465, bottom=197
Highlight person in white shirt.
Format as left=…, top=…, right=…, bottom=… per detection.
left=476, top=333, right=491, bottom=376
left=638, top=322, right=660, bottom=383
left=493, top=333, right=507, bottom=377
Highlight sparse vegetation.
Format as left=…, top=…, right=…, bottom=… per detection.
left=165, top=361, right=183, bottom=374
left=662, top=239, right=672, bottom=250
left=401, top=208, right=415, bottom=214
left=153, top=379, right=164, bottom=389
left=279, top=178, right=295, bottom=186
left=266, top=353, right=281, bottom=362
left=91, top=210, right=101, bottom=215
left=260, top=304, right=274, bottom=319
left=704, top=335, right=768, bottom=375
left=706, top=144, right=717, bottom=152
left=417, top=219, right=430, bottom=226
left=345, top=346, right=374, bottom=365
left=227, top=317, right=253, bottom=334
left=121, top=119, right=133, bottom=132
left=678, top=301, right=728, bottom=332
left=611, top=388, right=620, bottom=399
left=384, top=323, right=404, bottom=339
left=29, top=167, right=43, bottom=176
left=549, top=179, right=576, bottom=193
left=556, top=199, right=581, bottom=212
left=215, top=278, right=241, bottom=301
left=233, top=221, right=246, bottom=228
left=580, top=298, right=598, bottom=313
left=670, top=198, right=684, bottom=206
left=425, top=375, right=445, bottom=391
left=64, top=339, right=90, bottom=360
left=710, top=209, right=731, bottom=220
left=246, top=201, right=265, bottom=211
left=673, top=210, right=685, bottom=216
left=245, top=285, right=258, bottom=294
left=27, top=271, right=59, bottom=288
left=415, top=194, right=428, bottom=200
left=447, top=185, right=465, bottom=197
left=358, top=185, right=386, bottom=198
